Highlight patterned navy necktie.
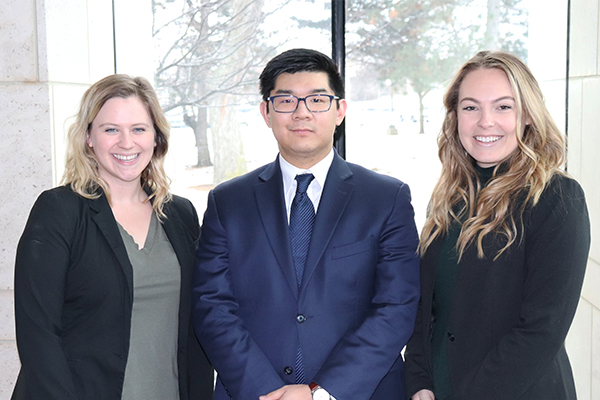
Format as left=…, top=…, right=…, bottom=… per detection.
left=289, top=173, right=316, bottom=287
left=289, top=173, right=315, bottom=384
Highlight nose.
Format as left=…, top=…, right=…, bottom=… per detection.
left=478, top=108, right=495, bottom=128
left=118, top=130, right=135, bottom=148
left=293, top=98, right=312, bottom=118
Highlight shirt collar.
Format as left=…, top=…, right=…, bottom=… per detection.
left=279, top=149, right=334, bottom=194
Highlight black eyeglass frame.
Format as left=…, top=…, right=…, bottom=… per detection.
left=267, top=94, right=341, bottom=113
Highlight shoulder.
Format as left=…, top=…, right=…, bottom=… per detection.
left=35, top=185, right=85, bottom=205
left=528, top=172, right=589, bottom=230
left=344, top=161, right=410, bottom=192
left=222, top=163, right=271, bottom=187
left=163, top=195, right=198, bottom=225
left=165, top=194, right=197, bottom=218
left=162, top=194, right=200, bottom=235
left=29, top=186, right=88, bottom=219
left=544, top=172, right=585, bottom=199
left=21, top=186, right=92, bottom=242
left=536, top=173, right=587, bottom=212
left=211, top=162, right=273, bottom=197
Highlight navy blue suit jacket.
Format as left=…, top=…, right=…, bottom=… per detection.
left=193, top=153, right=420, bottom=400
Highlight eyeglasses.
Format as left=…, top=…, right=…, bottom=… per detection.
left=267, top=94, right=340, bottom=113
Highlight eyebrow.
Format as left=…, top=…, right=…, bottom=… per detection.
left=459, top=95, right=515, bottom=104
left=274, top=88, right=330, bottom=95
left=97, top=122, right=152, bottom=128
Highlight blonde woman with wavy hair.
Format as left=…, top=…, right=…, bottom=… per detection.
left=62, top=74, right=171, bottom=218
left=13, top=75, right=213, bottom=400
left=405, top=51, right=590, bottom=400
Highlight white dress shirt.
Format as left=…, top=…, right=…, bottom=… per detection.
left=279, top=149, right=334, bottom=223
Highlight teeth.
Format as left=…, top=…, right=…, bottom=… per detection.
left=113, top=153, right=138, bottom=161
left=475, top=136, right=501, bottom=143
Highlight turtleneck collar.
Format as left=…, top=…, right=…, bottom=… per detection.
left=475, top=163, right=496, bottom=185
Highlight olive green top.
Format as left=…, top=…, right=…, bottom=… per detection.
left=118, top=213, right=181, bottom=400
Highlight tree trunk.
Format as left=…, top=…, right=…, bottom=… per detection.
left=486, top=0, right=501, bottom=50
left=210, top=0, right=264, bottom=183
left=184, top=109, right=212, bottom=167
left=211, top=97, right=246, bottom=184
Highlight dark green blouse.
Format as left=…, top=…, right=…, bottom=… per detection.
left=431, top=164, right=495, bottom=399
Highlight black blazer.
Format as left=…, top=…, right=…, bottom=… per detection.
left=405, top=175, right=591, bottom=400
left=12, top=186, right=213, bottom=400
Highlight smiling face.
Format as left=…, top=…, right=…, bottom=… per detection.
left=457, top=68, right=525, bottom=168
left=86, top=96, right=156, bottom=189
left=260, top=71, right=347, bottom=169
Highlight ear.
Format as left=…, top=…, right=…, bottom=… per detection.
left=86, top=131, right=93, bottom=147
left=335, top=99, right=348, bottom=126
left=260, top=101, right=271, bottom=128
left=522, top=110, right=532, bottom=126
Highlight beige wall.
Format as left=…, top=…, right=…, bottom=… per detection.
left=0, top=0, right=114, bottom=398
left=564, top=0, right=600, bottom=398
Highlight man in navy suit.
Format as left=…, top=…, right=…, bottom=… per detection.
left=193, top=48, right=420, bottom=400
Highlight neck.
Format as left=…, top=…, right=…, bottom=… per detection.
left=106, top=179, right=148, bottom=205
left=280, top=149, right=332, bottom=170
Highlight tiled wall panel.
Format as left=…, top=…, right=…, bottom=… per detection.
left=570, top=0, right=599, bottom=77
left=567, top=299, right=592, bottom=400
left=0, top=0, right=38, bottom=82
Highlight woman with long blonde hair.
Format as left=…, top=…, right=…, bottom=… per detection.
left=13, top=75, right=213, bottom=400
left=405, top=51, right=590, bottom=400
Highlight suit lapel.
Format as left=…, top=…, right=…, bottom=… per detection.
left=255, top=159, right=299, bottom=299
left=89, top=192, right=134, bottom=303
left=301, top=153, right=354, bottom=290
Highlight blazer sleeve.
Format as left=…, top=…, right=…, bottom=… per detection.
left=404, top=231, right=438, bottom=398
left=312, top=182, right=421, bottom=399
left=404, top=297, right=435, bottom=398
left=192, top=189, right=285, bottom=400
left=13, top=189, right=82, bottom=400
left=449, top=177, right=591, bottom=400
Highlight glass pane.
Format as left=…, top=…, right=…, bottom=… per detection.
left=343, top=0, right=567, bottom=229
left=151, top=0, right=332, bottom=212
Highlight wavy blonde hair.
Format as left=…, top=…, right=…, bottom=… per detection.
left=61, top=74, right=172, bottom=218
left=420, top=50, right=565, bottom=260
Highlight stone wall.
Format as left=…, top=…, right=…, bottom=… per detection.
left=564, top=0, right=600, bottom=398
left=0, top=0, right=114, bottom=397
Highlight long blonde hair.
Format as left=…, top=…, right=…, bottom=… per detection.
left=61, top=74, right=172, bottom=218
left=420, top=50, right=565, bottom=259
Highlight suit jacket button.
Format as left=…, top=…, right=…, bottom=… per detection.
left=284, top=366, right=293, bottom=375
left=447, top=332, right=455, bottom=342
left=296, top=314, right=306, bottom=323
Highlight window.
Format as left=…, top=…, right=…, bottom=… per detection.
left=115, top=0, right=568, bottom=227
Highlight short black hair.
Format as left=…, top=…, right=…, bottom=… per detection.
left=259, top=48, right=345, bottom=102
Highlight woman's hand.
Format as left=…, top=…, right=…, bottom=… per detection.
left=412, top=389, right=435, bottom=400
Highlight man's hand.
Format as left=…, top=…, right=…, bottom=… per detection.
left=259, top=384, right=312, bottom=400
left=412, top=389, right=435, bottom=400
